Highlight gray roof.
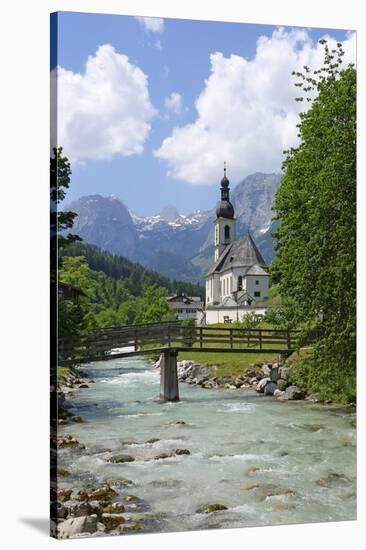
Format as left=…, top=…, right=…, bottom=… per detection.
left=206, top=233, right=268, bottom=276
left=246, top=264, right=268, bottom=276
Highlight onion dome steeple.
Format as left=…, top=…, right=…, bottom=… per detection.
left=216, top=162, right=234, bottom=219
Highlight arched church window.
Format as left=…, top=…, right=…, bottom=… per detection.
left=238, top=276, right=243, bottom=291
left=224, top=225, right=230, bottom=241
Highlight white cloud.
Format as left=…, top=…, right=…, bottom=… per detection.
left=165, top=92, right=184, bottom=115
left=135, top=16, right=165, bottom=33
left=154, top=28, right=356, bottom=184
left=53, top=44, right=156, bottom=162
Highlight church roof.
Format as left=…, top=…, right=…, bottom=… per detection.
left=246, top=264, right=268, bottom=276
left=206, top=233, right=268, bottom=276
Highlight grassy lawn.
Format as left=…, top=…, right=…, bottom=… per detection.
left=142, top=319, right=294, bottom=378
left=177, top=350, right=281, bottom=378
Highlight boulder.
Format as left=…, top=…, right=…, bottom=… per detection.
left=58, top=515, right=98, bottom=538
left=103, top=502, right=125, bottom=514
left=175, top=448, right=190, bottom=455
left=264, top=382, right=278, bottom=396
left=101, top=513, right=125, bottom=531
left=261, top=364, right=272, bottom=376
left=274, top=389, right=285, bottom=399
left=65, top=499, right=101, bottom=518
left=109, top=454, right=135, bottom=464
left=256, top=377, right=271, bottom=393
left=202, top=380, right=216, bottom=389
left=117, top=522, right=143, bottom=534
left=234, top=376, right=246, bottom=388
left=195, top=503, right=228, bottom=513
left=86, top=485, right=118, bottom=502
left=154, top=452, right=174, bottom=460
left=249, top=377, right=259, bottom=386
left=216, top=376, right=233, bottom=386
left=190, top=364, right=216, bottom=384
left=57, top=489, right=72, bottom=502
left=284, top=385, right=305, bottom=400
left=57, top=435, right=80, bottom=448
left=316, top=472, right=351, bottom=488
left=57, top=468, right=71, bottom=477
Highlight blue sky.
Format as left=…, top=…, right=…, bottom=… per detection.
left=52, top=12, right=354, bottom=216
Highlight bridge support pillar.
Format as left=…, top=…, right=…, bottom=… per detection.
left=160, top=350, right=179, bottom=402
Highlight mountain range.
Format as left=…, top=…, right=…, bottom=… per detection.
left=66, top=172, right=281, bottom=283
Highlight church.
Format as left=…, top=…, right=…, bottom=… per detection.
left=205, top=167, right=269, bottom=324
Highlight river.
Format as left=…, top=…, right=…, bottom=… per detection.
left=58, top=356, right=356, bottom=534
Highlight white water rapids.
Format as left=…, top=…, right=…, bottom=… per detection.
left=58, top=356, right=356, bottom=533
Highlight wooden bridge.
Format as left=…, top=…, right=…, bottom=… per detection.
left=58, top=321, right=301, bottom=402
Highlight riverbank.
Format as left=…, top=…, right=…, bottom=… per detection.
left=160, top=357, right=356, bottom=407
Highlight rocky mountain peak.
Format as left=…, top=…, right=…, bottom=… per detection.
left=159, top=204, right=180, bottom=222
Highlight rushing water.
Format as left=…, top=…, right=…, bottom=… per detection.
left=58, top=356, right=356, bottom=533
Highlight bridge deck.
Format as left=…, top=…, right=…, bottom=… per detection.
left=59, top=346, right=296, bottom=365
left=58, top=321, right=304, bottom=366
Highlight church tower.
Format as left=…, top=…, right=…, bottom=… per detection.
left=214, top=164, right=236, bottom=261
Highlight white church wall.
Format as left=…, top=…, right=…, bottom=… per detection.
left=219, top=272, right=233, bottom=298
left=205, top=306, right=267, bottom=324
left=245, top=275, right=269, bottom=301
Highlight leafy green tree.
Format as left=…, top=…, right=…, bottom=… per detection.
left=134, top=286, right=177, bottom=324
left=272, top=41, right=356, bottom=402
left=50, top=147, right=81, bottom=262
left=58, top=256, right=94, bottom=297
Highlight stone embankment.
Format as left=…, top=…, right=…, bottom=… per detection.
left=155, top=359, right=321, bottom=402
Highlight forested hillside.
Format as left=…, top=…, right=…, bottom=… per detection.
left=61, top=242, right=204, bottom=298
left=58, top=242, right=204, bottom=338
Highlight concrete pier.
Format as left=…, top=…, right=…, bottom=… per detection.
left=159, top=349, right=179, bottom=402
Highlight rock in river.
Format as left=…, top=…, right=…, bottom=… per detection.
left=195, top=503, right=228, bottom=513
left=109, top=454, right=135, bottom=464
left=175, top=448, right=191, bottom=455
left=101, top=513, right=126, bottom=531
left=284, top=385, right=305, bottom=400
left=316, top=472, right=351, bottom=488
left=58, top=515, right=98, bottom=538
left=256, top=378, right=271, bottom=393
left=264, top=382, right=277, bottom=396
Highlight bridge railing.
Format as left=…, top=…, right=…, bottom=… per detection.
left=58, top=322, right=304, bottom=365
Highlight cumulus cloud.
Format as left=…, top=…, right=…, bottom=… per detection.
left=154, top=28, right=356, bottom=184
left=53, top=44, right=156, bottom=162
left=135, top=16, right=165, bottom=33
left=165, top=92, right=184, bottom=115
